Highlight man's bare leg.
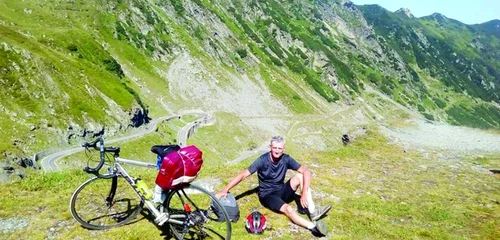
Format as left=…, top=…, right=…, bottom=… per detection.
left=290, top=173, right=331, bottom=221
left=289, top=173, right=315, bottom=212
left=280, top=203, right=328, bottom=237
left=279, top=203, right=315, bottom=229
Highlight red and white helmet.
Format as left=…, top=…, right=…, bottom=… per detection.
left=245, top=210, right=267, bottom=234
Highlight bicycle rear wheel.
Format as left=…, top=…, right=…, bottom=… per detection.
left=70, top=175, right=143, bottom=230
left=164, top=184, right=231, bottom=240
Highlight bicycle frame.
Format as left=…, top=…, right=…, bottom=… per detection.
left=73, top=136, right=232, bottom=239
left=78, top=136, right=220, bottom=229
left=110, top=157, right=183, bottom=226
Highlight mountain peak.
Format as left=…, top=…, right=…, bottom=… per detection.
left=474, top=19, right=500, bottom=38
left=395, top=8, right=414, bottom=18
left=482, top=19, right=500, bottom=28
left=424, top=12, right=466, bottom=25
left=430, top=12, right=446, bottom=19
left=486, top=19, right=500, bottom=26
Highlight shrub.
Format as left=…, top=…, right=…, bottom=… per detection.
left=417, top=104, right=426, bottom=113
left=193, top=26, right=205, bottom=40
left=103, top=58, right=124, bottom=79
left=423, top=113, right=434, bottom=120
left=270, top=55, right=283, bottom=66
left=170, top=0, right=185, bottom=16
left=236, top=49, right=248, bottom=58
left=115, top=23, right=127, bottom=40
left=381, top=85, right=392, bottom=95
left=67, top=44, right=78, bottom=52
left=433, top=97, right=446, bottom=109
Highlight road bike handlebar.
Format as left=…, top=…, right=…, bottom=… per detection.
left=82, top=136, right=120, bottom=175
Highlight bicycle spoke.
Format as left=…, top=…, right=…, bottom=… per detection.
left=164, top=184, right=231, bottom=239
left=70, top=176, right=143, bottom=230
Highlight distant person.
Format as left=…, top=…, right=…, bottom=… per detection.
left=342, top=134, right=350, bottom=145
left=216, top=136, right=331, bottom=237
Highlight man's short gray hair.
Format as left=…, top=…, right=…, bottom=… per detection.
left=270, top=136, right=285, bottom=145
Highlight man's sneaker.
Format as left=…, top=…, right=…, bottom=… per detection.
left=310, top=220, right=328, bottom=237
left=310, top=204, right=332, bottom=221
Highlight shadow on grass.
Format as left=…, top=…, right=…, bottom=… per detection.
left=140, top=209, right=175, bottom=240
left=234, top=187, right=258, bottom=200
left=134, top=187, right=259, bottom=239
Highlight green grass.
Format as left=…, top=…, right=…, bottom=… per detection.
left=446, top=102, right=500, bottom=129
left=1, top=1, right=500, bottom=238
left=2, top=127, right=499, bottom=239
left=259, top=67, right=315, bottom=114
left=189, top=112, right=258, bottom=163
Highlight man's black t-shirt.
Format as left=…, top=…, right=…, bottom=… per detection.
left=248, top=152, right=301, bottom=198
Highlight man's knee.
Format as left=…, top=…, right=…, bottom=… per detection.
left=293, top=172, right=303, bottom=181
left=280, top=203, right=294, bottom=216
left=290, top=173, right=304, bottom=191
left=291, top=173, right=303, bottom=184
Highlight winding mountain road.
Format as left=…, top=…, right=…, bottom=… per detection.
left=227, top=148, right=268, bottom=165
left=38, top=111, right=271, bottom=172
left=177, top=112, right=211, bottom=146
left=40, top=115, right=180, bottom=172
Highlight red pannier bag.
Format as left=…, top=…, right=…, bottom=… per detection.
left=155, top=145, right=203, bottom=189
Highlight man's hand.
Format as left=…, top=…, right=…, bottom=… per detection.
left=215, top=190, right=228, bottom=200
left=300, top=191, right=309, bottom=209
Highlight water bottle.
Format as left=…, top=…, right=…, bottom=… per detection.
left=135, top=178, right=153, bottom=200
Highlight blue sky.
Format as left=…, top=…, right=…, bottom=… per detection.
left=351, top=0, right=500, bottom=24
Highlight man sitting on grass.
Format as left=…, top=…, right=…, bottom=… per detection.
left=216, top=136, right=331, bottom=237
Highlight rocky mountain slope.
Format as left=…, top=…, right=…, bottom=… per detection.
left=1, top=0, right=499, bottom=164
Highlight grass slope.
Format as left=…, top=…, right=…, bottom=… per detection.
left=1, top=128, right=498, bottom=239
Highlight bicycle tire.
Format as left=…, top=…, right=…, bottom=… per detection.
left=163, top=184, right=232, bottom=240
left=70, top=175, right=143, bottom=230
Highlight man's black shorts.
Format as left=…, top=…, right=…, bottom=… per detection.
left=258, top=179, right=296, bottom=212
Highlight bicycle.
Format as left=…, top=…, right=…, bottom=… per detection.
left=69, top=136, right=232, bottom=239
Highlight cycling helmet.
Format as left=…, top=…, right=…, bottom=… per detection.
left=245, top=210, right=267, bottom=234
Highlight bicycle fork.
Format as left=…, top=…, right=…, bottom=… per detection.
left=106, top=176, right=118, bottom=207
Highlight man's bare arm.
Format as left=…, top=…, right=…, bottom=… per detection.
left=216, top=169, right=251, bottom=199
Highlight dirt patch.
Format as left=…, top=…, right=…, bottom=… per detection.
left=379, top=118, right=500, bottom=154
left=0, top=217, right=29, bottom=234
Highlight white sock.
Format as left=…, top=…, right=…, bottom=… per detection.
left=306, top=188, right=315, bottom=213
left=297, top=187, right=316, bottom=213
left=306, top=222, right=315, bottom=229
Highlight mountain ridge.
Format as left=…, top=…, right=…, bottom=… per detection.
left=0, top=0, right=499, bottom=164
left=371, top=3, right=499, bottom=26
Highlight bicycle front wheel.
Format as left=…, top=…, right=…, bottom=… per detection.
left=70, top=175, right=143, bottom=230
left=164, top=184, right=231, bottom=240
